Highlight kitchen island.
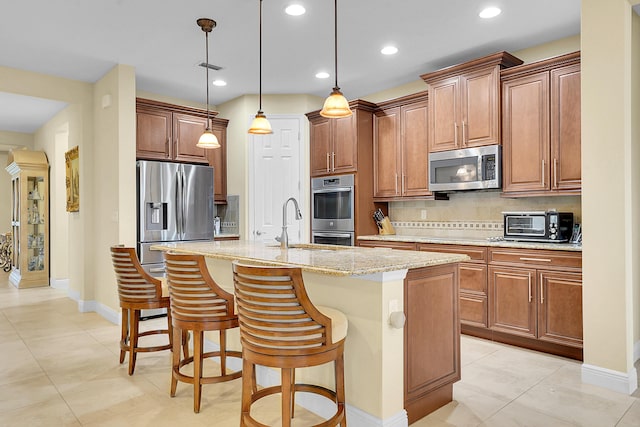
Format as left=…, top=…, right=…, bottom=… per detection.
left=151, top=240, right=468, bottom=426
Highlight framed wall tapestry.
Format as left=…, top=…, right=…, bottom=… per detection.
left=65, top=146, right=79, bottom=212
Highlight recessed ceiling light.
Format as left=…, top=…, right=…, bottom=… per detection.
left=381, top=46, right=398, bottom=55
left=315, top=72, right=330, bottom=79
left=479, top=7, right=501, bottom=19
left=212, top=79, right=227, bottom=87
left=285, top=4, right=306, bottom=16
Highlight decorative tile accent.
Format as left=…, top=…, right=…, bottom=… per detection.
left=391, top=220, right=503, bottom=231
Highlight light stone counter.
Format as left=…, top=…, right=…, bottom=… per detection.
left=358, top=234, right=583, bottom=252
left=151, top=240, right=467, bottom=426
left=152, top=239, right=469, bottom=276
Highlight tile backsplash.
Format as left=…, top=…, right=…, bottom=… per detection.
left=214, top=194, right=239, bottom=235
left=389, top=191, right=581, bottom=239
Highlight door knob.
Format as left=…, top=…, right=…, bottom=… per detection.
left=255, top=230, right=263, bottom=235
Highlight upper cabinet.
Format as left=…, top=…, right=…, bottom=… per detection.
left=136, top=98, right=229, bottom=203
left=306, top=100, right=377, bottom=177
left=373, top=92, right=431, bottom=200
left=421, top=52, right=523, bottom=152
left=501, top=52, right=581, bottom=196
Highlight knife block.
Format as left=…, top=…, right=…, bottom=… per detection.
left=379, top=216, right=396, bottom=235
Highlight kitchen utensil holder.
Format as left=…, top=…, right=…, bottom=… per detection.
left=379, top=217, right=395, bottom=235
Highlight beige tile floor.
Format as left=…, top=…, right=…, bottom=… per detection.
left=1, top=270, right=639, bottom=426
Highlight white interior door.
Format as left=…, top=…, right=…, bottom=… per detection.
left=249, top=116, right=304, bottom=244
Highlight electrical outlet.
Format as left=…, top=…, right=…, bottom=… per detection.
left=420, top=209, right=427, bottom=220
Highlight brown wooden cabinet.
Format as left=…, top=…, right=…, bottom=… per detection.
left=357, top=240, right=417, bottom=250
left=136, top=98, right=229, bottom=203
left=373, top=92, right=431, bottom=200
left=421, top=52, right=523, bottom=152
left=488, top=247, right=583, bottom=358
left=306, top=100, right=377, bottom=177
left=404, top=263, right=460, bottom=423
left=501, top=52, right=581, bottom=196
left=418, top=243, right=488, bottom=328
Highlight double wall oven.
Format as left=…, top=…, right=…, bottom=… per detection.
left=311, top=174, right=355, bottom=246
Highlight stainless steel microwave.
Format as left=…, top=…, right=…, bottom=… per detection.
left=429, top=145, right=501, bottom=192
left=503, top=211, right=574, bottom=243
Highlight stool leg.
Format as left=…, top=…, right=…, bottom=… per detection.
left=119, top=308, right=128, bottom=364
left=182, top=330, right=190, bottom=360
left=166, top=308, right=173, bottom=350
left=240, top=357, right=253, bottom=426
left=281, top=368, right=293, bottom=427
left=219, top=330, right=227, bottom=376
left=291, top=368, right=296, bottom=419
left=193, top=330, right=203, bottom=413
left=336, top=352, right=347, bottom=427
left=170, top=326, right=181, bottom=397
left=128, top=309, right=139, bottom=375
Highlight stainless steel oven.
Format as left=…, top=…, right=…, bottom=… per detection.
left=311, top=174, right=355, bottom=245
left=312, top=231, right=354, bottom=246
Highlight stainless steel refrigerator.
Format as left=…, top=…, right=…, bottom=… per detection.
left=136, top=160, right=214, bottom=277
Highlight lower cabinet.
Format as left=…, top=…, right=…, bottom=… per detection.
left=405, top=264, right=460, bottom=424
left=418, top=244, right=488, bottom=328
left=359, top=238, right=583, bottom=360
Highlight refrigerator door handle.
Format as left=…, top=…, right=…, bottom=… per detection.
left=181, top=167, right=187, bottom=239
left=175, top=168, right=182, bottom=237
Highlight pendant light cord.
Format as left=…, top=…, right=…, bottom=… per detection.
left=205, top=30, right=211, bottom=129
left=259, top=0, right=263, bottom=112
left=334, top=0, right=339, bottom=90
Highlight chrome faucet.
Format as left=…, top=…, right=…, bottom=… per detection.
left=275, top=197, right=302, bottom=249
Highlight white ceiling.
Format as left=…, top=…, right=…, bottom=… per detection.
left=0, top=0, right=581, bottom=134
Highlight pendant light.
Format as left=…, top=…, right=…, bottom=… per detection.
left=196, top=18, right=221, bottom=149
left=320, top=0, right=352, bottom=118
left=248, top=0, right=273, bottom=134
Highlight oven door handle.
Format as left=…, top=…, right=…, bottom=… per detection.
left=313, top=232, right=353, bottom=238
left=312, top=187, right=352, bottom=194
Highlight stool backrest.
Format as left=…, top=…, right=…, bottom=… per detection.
left=110, top=245, right=162, bottom=303
left=164, top=252, right=236, bottom=323
left=232, top=261, right=333, bottom=356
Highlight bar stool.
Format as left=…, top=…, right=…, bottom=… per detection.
left=110, top=245, right=174, bottom=375
left=232, top=261, right=348, bottom=427
left=164, top=252, right=242, bottom=413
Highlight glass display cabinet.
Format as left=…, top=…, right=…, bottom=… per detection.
left=5, top=150, right=49, bottom=288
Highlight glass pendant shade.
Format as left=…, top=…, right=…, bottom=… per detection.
left=196, top=128, right=220, bottom=148
left=320, top=87, right=352, bottom=118
left=248, top=111, right=273, bottom=134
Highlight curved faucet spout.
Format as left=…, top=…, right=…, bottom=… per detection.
left=279, top=197, right=303, bottom=249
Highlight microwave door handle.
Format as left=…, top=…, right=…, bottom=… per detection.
left=312, top=187, right=352, bottom=193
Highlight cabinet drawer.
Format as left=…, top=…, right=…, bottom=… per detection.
left=358, top=241, right=417, bottom=251
left=460, top=293, right=488, bottom=328
left=489, top=248, right=581, bottom=270
left=418, top=243, right=487, bottom=263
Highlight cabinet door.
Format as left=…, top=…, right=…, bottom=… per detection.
left=551, top=64, right=581, bottom=191
left=373, top=108, right=401, bottom=198
left=401, top=101, right=430, bottom=197
left=136, top=108, right=172, bottom=160
left=489, top=265, right=537, bottom=338
left=460, top=66, right=500, bottom=147
left=331, top=114, right=358, bottom=173
left=309, top=118, right=331, bottom=176
left=502, top=72, right=550, bottom=193
left=538, top=270, right=583, bottom=347
left=206, top=125, right=227, bottom=203
left=173, top=113, right=209, bottom=164
left=428, top=76, right=459, bottom=152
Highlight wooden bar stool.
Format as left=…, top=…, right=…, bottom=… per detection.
left=110, top=245, right=175, bottom=375
left=164, top=252, right=242, bottom=413
left=232, top=261, right=348, bottom=427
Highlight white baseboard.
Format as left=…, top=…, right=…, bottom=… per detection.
left=96, top=302, right=119, bottom=325
left=50, top=278, right=69, bottom=290
left=634, top=340, right=640, bottom=364
left=582, top=363, right=639, bottom=395
left=203, top=338, right=409, bottom=427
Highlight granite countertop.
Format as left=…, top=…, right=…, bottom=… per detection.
left=151, top=240, right=469, bottom=276
left=358, top=234, right=583, bottom=252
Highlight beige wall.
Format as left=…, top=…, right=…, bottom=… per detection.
left=582, top=0, right=639, bottom=383
left=633, top=6, right=640, bottom=355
